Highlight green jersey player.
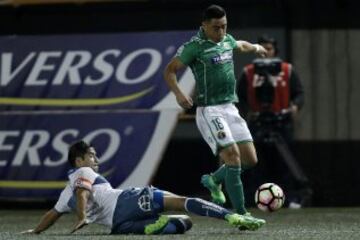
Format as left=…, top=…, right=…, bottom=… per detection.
left=164, top=4, right=267, bottom=227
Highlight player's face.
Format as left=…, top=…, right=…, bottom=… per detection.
left=202, top=16, right=227, bottom=43
left=77, top=147, right=99, bottom=172
left=260, top=43, right=276, bottom=58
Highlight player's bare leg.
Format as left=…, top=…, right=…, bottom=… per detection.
left=238, top=142, right=258, bottom=169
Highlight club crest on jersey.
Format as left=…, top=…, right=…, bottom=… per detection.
left=217, top=131, right=226, bottom=139
left=211, top=51, right=233, bottom=64
left=138, top=194, right=152, bottom=212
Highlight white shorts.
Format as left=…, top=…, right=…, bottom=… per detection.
left=196, top=103, right=253, bottom=155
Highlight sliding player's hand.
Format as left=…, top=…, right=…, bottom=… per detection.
left=71, top=219, right=88, bottom=234
left=20, top=229, right=37, bottom=234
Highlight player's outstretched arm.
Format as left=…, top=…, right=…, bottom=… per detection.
left=71, top=188, right=90, bottom=234
left=164, top=58, right=193, bottom=109
left=21, top=209, right=62, bottom=234
left=236, top=41, right=267, bottom=57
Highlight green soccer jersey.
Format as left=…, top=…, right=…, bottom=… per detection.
left=176, top=28, right=239, bottom=106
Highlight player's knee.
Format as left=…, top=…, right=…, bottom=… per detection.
left=245, top=155, right=258, bottom=167
left=220, top=145, right=241, bottom=166
left=238, top=143, right=258, bottom=168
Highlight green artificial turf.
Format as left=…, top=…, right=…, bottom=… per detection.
left=1, top=208, right=360, bottom=240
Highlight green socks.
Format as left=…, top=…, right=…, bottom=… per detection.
left=210, top=164, right=247, bottom=214
left=212, top=164, right=226, bottom=183
left=212, top=162, right=247, bottom=184
left=225, top=165, right=247, bottom=214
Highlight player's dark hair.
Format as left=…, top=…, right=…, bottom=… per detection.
left=68, top=140, right=91, bottom=167
left=257, top=34, right=279, bottom=55
left=203, top=5, right=226, bottom=21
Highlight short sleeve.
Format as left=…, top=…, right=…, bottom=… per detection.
left=54, top=185, right=72, bottom=213
left=71, top=167, right=98, bottom=191
left=175, top=42, right=197, bottom=65
left=227, top=34, right=238, bottom=49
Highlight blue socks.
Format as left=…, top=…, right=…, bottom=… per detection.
left=184, top=198, right=231, bottom=219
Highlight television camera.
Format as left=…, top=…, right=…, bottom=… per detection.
left=249, top=58, right=310, bottom=190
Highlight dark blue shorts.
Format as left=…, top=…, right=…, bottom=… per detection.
left=111, top=186, right=164, bottom=234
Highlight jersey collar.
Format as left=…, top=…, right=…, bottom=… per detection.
left=67, top=168, right=77, bottom=176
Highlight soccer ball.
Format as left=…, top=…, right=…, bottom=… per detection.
left=255, top=183, right=285, bottom=212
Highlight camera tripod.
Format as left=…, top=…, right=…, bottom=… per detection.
left=250, top=112, right=313, bottom=205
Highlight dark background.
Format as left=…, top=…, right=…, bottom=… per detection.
left=0, top=0, right=359, bottom=35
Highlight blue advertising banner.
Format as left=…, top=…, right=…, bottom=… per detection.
left=0, top=110, right=178, bottom=199
left=0, top=32, right=195, bottom=199
left=0, top=32, right=195, bottom=110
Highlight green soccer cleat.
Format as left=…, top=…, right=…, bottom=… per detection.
left=201, top=174, right=226, bottom=205
left=241, top=214, right=266, bottom=231
left=238, top=212, right=254, bottom=231
left=225, top=213, right=266, bottom=231
left=144, top=215, right=169, bottom=235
